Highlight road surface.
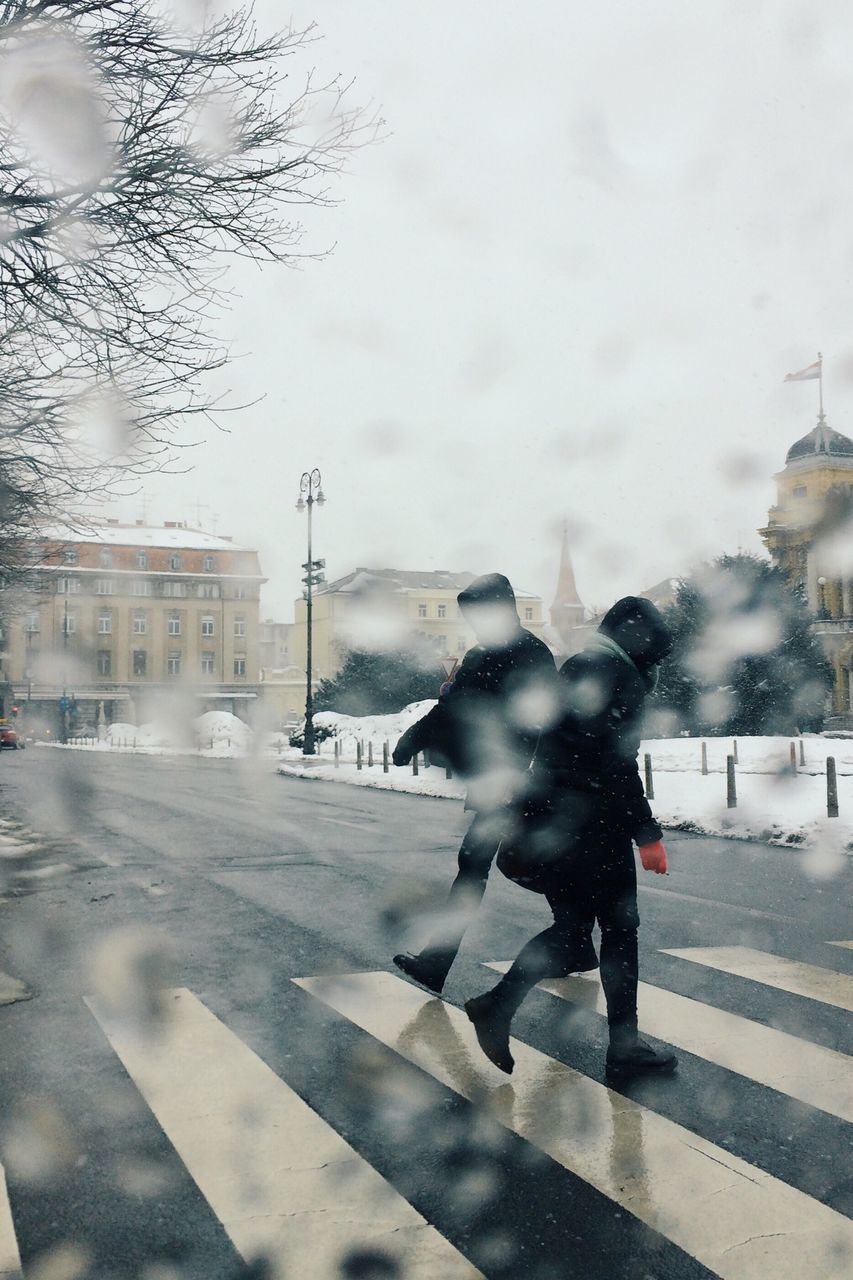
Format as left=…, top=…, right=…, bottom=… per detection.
left=0, top=747, right=851, bottom=1279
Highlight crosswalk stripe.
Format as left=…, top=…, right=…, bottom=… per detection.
left=295, top=971, right=853, bottom=1280
left=828, top=941, right=853, bottom=951
left=86, top=989, right=481, bottom=1280
left=662, top=946, right=853, bottom=1012
left=0, top=1165, right=22, bottom=1280
left=485, top=963, right=853, bottom=1124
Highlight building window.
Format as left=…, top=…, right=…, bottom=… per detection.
left=793, top=485, right=807, bottom=498
left=234, top=584, right=247, bottom=600
left=24, top=613, right=40, bottom=633
left=169, top=554, right=182, bottom=571
left=163, top=581, right=187, bottom=598
left=57, top=577, right=81, bottom=594
left=524, top=607, right=534, bottom=621
left=167, top=614, right=181, bottom=636
left=201, top=616, right=215, bottom=637
left=418, top=603, right=428, bottom=618
left=198, top=582, right=220, bottom=600
left=97, top=650, right=112, bottom=677
left=437, top=604, right=447, bottom=619
left=132, top=613, right=147, bottom=635
left=203, top=555, right=215, bottom=572
left=436, top=634, right=447, bottom=650
left=167, top=651, right=181, bottom=676
left=63, top=548, right=78, bottom=565
left=62, top=613, right=76, bottom=636
left=95, top=579, right=115, bottom=595
left=201, top=651, right=216, bottom=676
left=457, top=636, right=466, bottom=650
left=136, top=551, right=148, bottom=569
left=234, top=616, right=246, bottom=638
left=99, top=549, right=113, bottom=568
left=234, top=656, right=246, bottom=677
left=98, top=612, right=112, bottom=635
left=132, top=650, right=147, bottom=677
left=132, top=578, right=153, bottom=596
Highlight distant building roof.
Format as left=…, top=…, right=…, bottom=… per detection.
left=39, top=521, right=248, bottom=552
left=317, top=568, right=539, bottom=600
left=786, top=418, right=853, bottom=463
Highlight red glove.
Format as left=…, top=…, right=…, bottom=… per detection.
left=639, top=840, right=668, bottom=874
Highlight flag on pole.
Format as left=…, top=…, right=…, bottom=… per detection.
left=784, top=359, right=821, bottom=382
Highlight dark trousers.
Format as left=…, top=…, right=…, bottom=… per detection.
left=418, top=811, right=504, bottom=978
left=491, top=833, right=639, bottom=1043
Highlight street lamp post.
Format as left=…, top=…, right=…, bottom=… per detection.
left=296, top=469, right=326, bottom=754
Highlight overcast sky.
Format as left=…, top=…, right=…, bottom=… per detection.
left=120, top=0, right=853, bottom=621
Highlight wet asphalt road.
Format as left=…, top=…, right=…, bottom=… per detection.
left=0, top=746, right=851, bottom=1279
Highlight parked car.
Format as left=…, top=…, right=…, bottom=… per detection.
left=0, top=722, right=24, bottom=749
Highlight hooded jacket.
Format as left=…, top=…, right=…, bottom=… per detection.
left=396, top=574, right=557, bottom=802
left=538, top=596, right=672, bottom=845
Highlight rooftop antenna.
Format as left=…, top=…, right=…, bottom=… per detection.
left=211, top=510, right=220, bottom=535
left=194, top=499, right=211, bottom=529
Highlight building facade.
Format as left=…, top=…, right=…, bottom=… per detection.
left=0, top=521, right=266, bottom=728
left=287, top=568, right=547, bottom=685
left=759, top=414, right=853, bottom=723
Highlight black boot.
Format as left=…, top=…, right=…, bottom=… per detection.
left=606, top=1038, right=678, bottom=1080
left=464, top=990, right=515, bottom=1074
left=392, top=952, right=449, bottom=995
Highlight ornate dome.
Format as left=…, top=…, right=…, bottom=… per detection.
left=786, top=418, right=853, bottom=463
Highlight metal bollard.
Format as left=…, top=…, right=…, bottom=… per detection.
left=356, top=742, right=363, bottom=771
left=726, top=755, right=737, bottom=808
left=383, top=741, right=389, bottom=773
left=334, top=740, right=340, bottom=768
left=644, top=753, right=654, bottom=800
left=827, top=757, right=839, bottom=818
left=701, top=741, right=708, bottom=776
left=732, top=738, right=739, bottom=765
left=412, top=753, right=419, bottom=777
left=799, top=739, right=806, bottom=767
left=446, top=764, right=453, bottom=780
left=368, top=742, right=374, bottom=768
left=423, top=750, right=431, bottom=769
left=789, top=741, right=797, bottom=776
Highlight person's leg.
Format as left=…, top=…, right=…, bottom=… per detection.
left=465, top=897, right=593, bottom=1073
left=394, top=811, right=501, bottom=993
left=596, top=838, right=677, bottom=1078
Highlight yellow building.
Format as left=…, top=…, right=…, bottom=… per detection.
left=759, top=415, right=853, bottom=722
left=288, top=568, right=547, bottom=686
left=0, top=521, right=266, bottom=729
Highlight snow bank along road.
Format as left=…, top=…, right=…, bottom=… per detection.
left=0, top=749, right=851, bottom=1279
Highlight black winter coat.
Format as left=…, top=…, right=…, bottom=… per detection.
left=536, top=641, right=661, bottom=847
left=398, top=627, right=557, bottom=806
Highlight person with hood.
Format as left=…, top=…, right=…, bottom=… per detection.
left=464, top=596, right=678, bottom=1080
left=391, top=572, right=598, bottom=994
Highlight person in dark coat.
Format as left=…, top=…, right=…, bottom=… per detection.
left=392, top=572, right=597, bottom=993
left=464, top=595, right=678, bottom=1080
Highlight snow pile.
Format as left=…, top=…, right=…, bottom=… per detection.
left=194, top=710, right=251, bottom=752
left=312, top=701, right=437, bottom=759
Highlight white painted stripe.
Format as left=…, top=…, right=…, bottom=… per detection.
left=86, top=989, right=480, bottom=1280
left=486, top=963, right=853, bottom=1124
left=0, top=1165, right=22, bottom=1280
left=638, top=884, right=798, bottom=925
left=828, top=941, right=853, bottom=951
left=662, top=946, right=853, bottom=1012
left=316, top=816, right=370, bottom=831
left=295, top=971, right=853, bottom=1280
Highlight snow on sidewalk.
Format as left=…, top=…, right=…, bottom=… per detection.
left=279, top=734, right=853, bottom=856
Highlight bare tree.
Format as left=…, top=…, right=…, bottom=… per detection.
left=0, top=0, right=377, bottom=569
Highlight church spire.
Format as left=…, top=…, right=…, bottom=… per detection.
left=550, top=521, right=585, bottom=646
